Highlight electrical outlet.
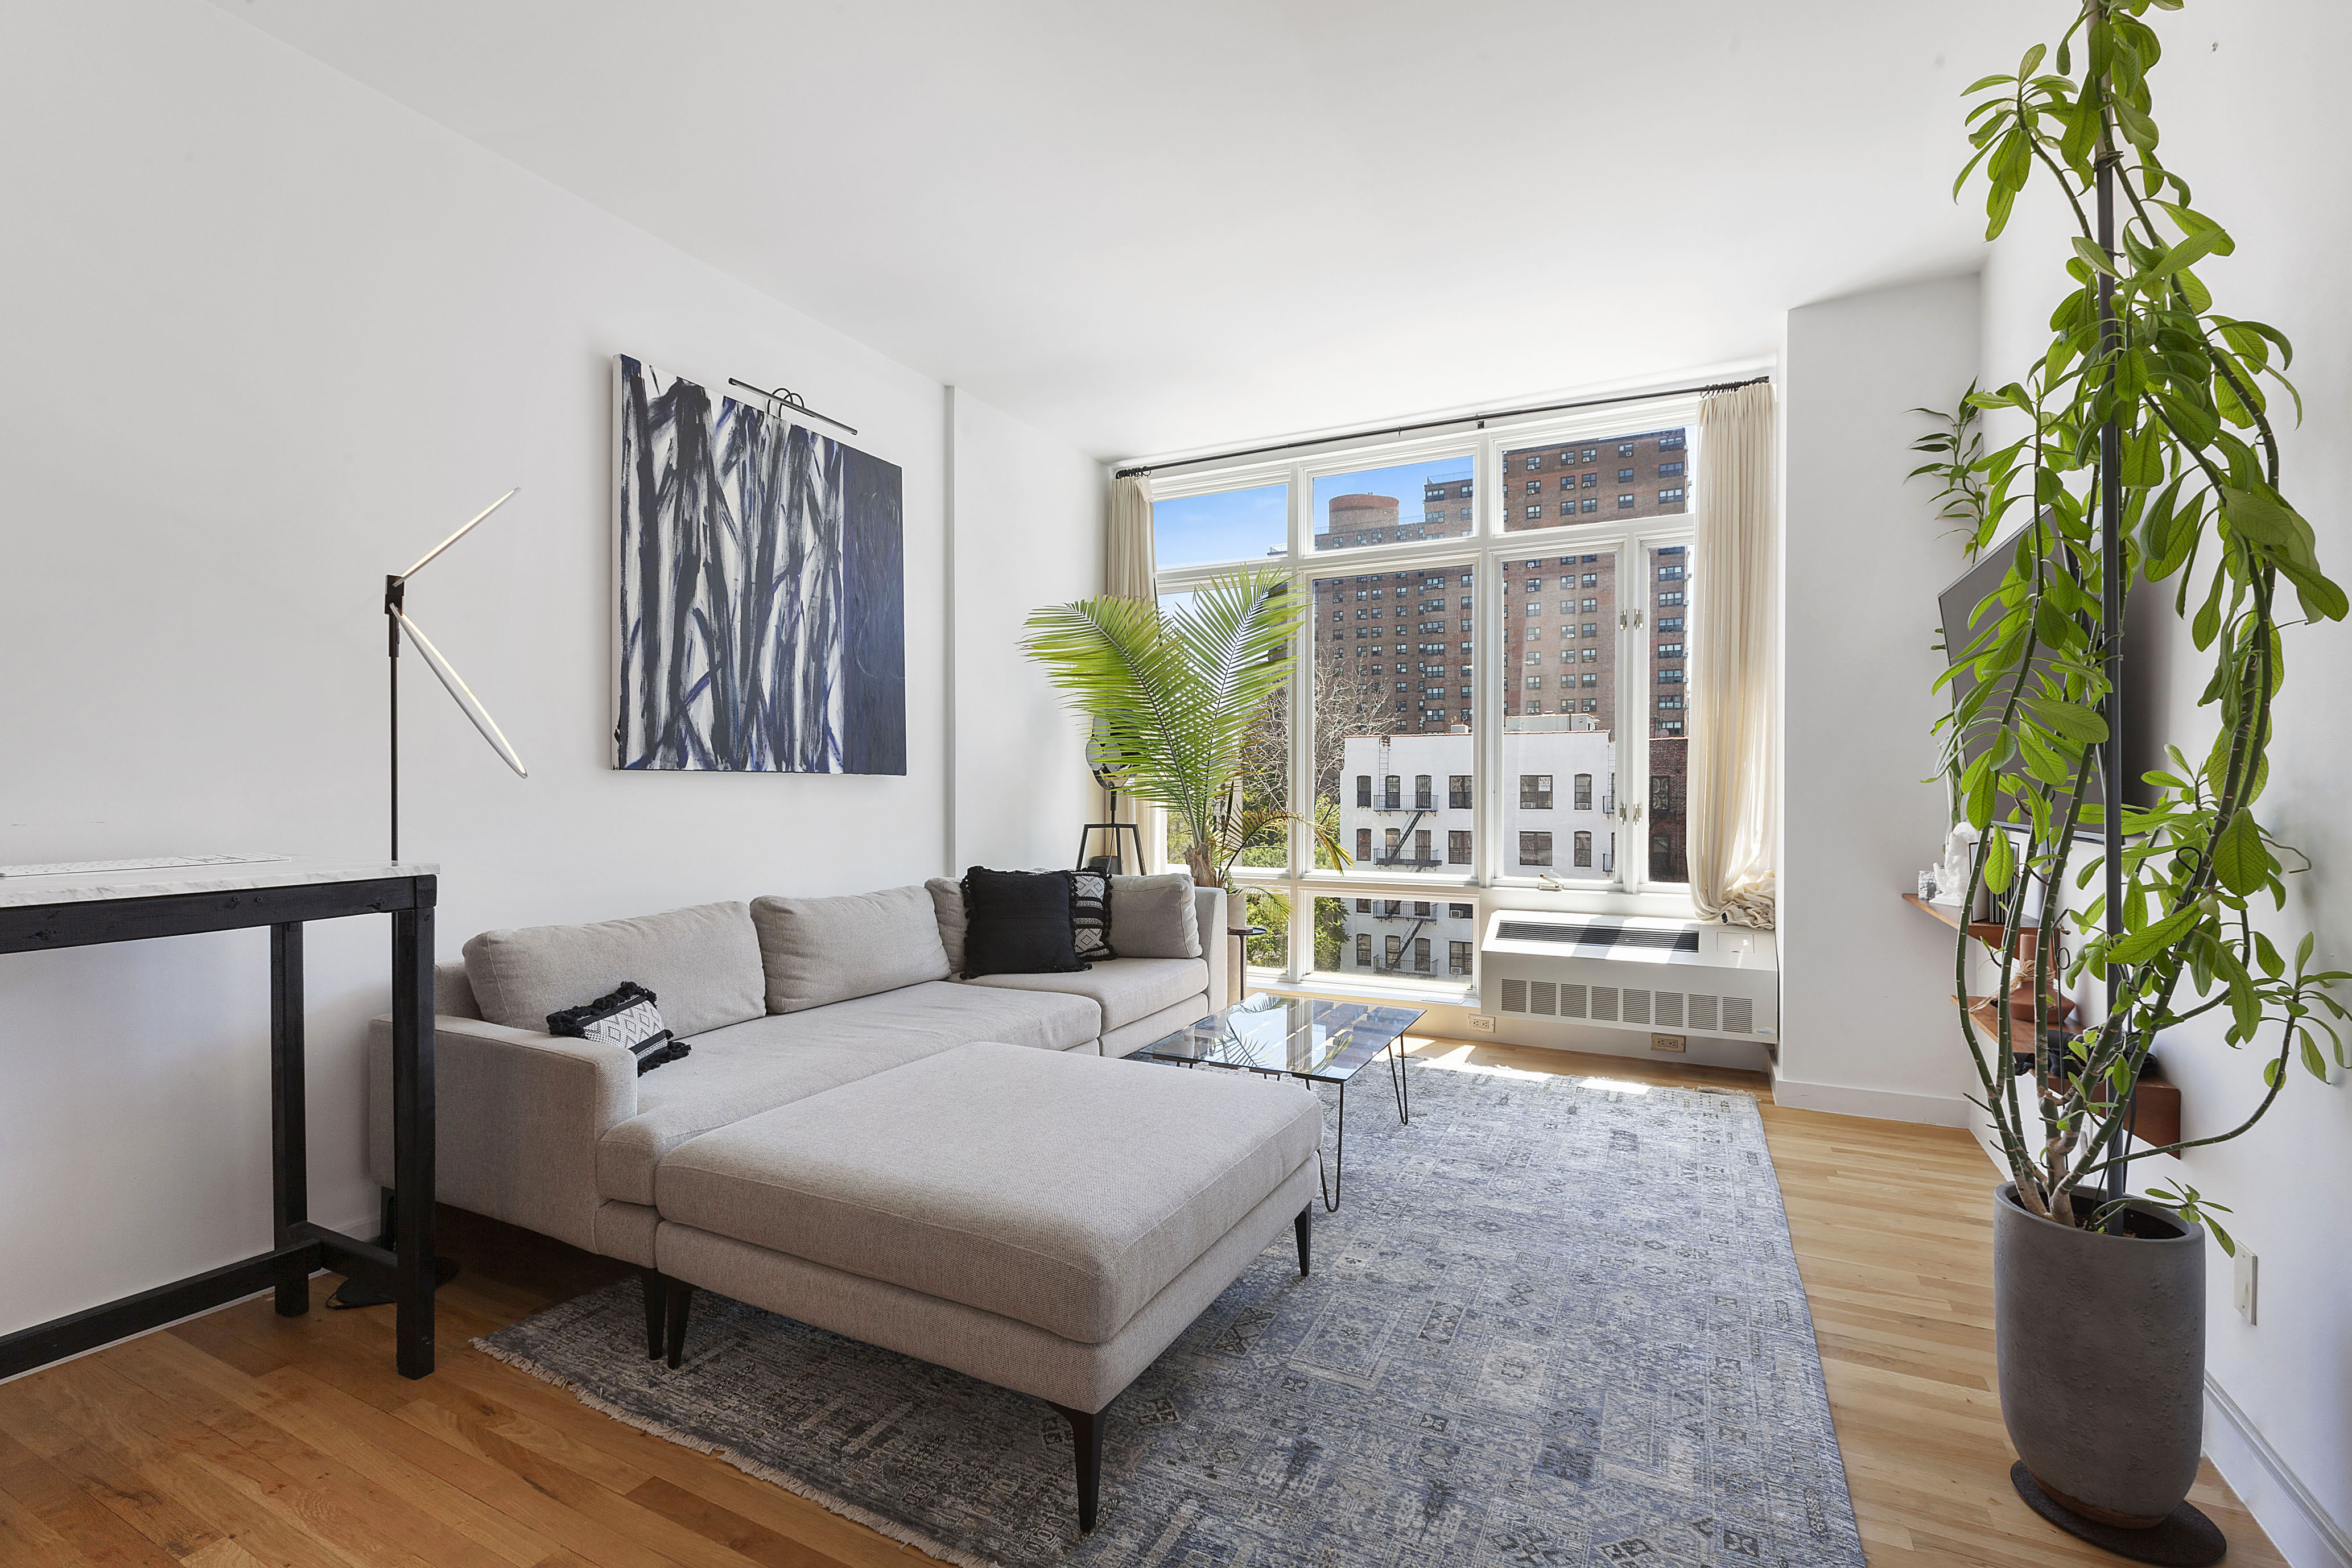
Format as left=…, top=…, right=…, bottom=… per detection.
left=1468, top=1014, right=1496, bottom=1034
left=2234, top=1250, right=2258, bottom=1324
left=1650, top=1033, right=1687, bottom=1054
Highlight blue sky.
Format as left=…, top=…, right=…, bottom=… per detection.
left=1153, top=456, right=1478, bottom=569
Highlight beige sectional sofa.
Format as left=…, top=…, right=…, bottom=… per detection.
left=365, top=880, right=1309, bottom=1533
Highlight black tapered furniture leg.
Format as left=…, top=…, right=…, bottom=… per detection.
left=1295, top=1205, right=1312, bottom=1275
left=1046, top=1401, right=1105, bottom=1533
left=391, top=899, right=436, bottom=1378
left=640, top=1270, right=666, bottom=1360
left=268, top=921, right=310, bottom=1317
left=662, top=1277, right=693, bottom=1368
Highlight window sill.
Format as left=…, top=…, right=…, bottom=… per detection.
left=1250, top=971, right=1476, bottom=1009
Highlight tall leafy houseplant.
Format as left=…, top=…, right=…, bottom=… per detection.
left=1022, top=566, right=1346, bottom=888
left=1940, top=0, right=2347, bottom=1235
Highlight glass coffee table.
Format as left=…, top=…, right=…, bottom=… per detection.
left=1136, top=995, right=1423, bottom=1210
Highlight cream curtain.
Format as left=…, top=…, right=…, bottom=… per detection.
left=1104, top=472, right=1156, bottom=865
left=1689, top=382, right=1779, bottom=927
left=1107, top=472, right=1154, bottom=601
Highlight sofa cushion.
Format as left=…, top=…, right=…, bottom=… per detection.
left=595, top=980, right=1100, bottom=1204
left=926, top=878, right=967, bottom=976
left=751, top=886, right=951, bottom=1013
left=1108, top=874, right=1200, bottom=958
left=967, top=956, right=1209, bottom=1033
left=655, top=1042, right=1322, bottom=1344
left=464, top=901, right=765, bottom=1039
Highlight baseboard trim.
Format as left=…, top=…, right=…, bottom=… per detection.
left=1767, top=1073, right=1971, bottom=1127
left=2204, top=1374, right=2352, bottom=1568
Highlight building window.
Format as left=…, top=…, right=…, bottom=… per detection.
left=1559, top=501, right=1575, bottom=515
left=1581, top=498, right=1599, bottom=513
left=1520, top=774, right=1554, bottom=809
left=1660, top=719, right=1685, bottom=734
left=1384, top=828, right=1402, bottom=861
left=1524, top=675, right=1544, bottom=690
left=1524, top=481, right=1542, bottom=495
left=1658, top=591, right=1686, bottom=606
left=1449, top=940, right=1472, bottom=976
left=1581, top=473, right=1598, bottom=488
left=1519, top=831, right=1554, bottom=866
left=1449, top=830, right=1472, bottom=864
left=1355, top=933, right=1372, bottom=966
left=1657, top=616, right=1683, bottom=632
left=1356, top=828, right=1372, bottom=861
left=1658, top=694, right=1684, bottom=709
left=1657, top=642, right=1684, bottom=658
left=1413, top=829, right=1431, bottom=863
left=1414, top=774, right=1433, bottom=808
left=1658, top=669, right=1685, bottom=684
left=1652, top=775, right=1674, bottom=813
left=1525, top=699, right=1545, bottom=713
left=1413, top=937, right=1431, bottom=973
left=1385, top=934, right=1402, bottom=968
left=1658, top=434, right=1685, bottom=451
left=1618, top=443, right=1636, bottom=456
left=1449, top=902, right=1474, bottom=918
left=1617, top=494, right=1636, bottom=508
left=1355, top=774, right=1371, bottom=806
left=1658, top=488, right=1685, bottom=504
left=1658, top=564, right=1685, bottom=581
left=1659, top=461, right=1685, bottom=477
left=1524, top=456, right=1542, bottom=471
left=1573, top=773, right=1592, bottom=811
left=1445, top=774, right=1470, bottom=809
left=1617, top=468, right=1636, bottom=482
left=1574, top=831, right=1593, bottom=867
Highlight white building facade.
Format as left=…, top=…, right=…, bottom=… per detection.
left=1334, top=721, right=1617, bottom=980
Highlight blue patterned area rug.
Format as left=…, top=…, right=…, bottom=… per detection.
left=477, top=1061, right=1865, bottom=1568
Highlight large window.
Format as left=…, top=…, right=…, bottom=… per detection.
left=1144, top=403, right=1704, bottom=996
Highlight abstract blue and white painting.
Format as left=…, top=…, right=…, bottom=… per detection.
left=612, top=355, right=905, bottom=774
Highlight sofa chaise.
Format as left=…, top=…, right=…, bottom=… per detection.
left=366, top=880, right=1314, bottom=1532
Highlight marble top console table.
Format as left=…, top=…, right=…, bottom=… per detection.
left=0, top=857, right=443, bottom=1380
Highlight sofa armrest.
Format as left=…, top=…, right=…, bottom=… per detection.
left=1196, top=885, right=1231, bottom=1009
left=366, top=1013, right=637, bottom=1253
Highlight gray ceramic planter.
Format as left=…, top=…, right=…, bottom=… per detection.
left=1994, top=1183, right=2206, bottom=1527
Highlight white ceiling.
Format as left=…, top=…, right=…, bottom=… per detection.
left=211, top=0, right=2039, bottom=463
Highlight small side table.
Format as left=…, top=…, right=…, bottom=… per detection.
left=1226, top=925, right=1266, bottom=1000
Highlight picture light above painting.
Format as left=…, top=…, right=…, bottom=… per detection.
left=611, top=354, right=906, bottom=775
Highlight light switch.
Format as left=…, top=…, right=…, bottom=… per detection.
left=2234, top=1251, right=2258, bottom=1324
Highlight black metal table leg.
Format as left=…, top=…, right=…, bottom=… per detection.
left=269, top=922, right=309, bottom=1317
left=1385, top=1036, right=1412, bottom=1125
left=1318, top=1077, right=1346, bottom=1212
left=391, top=897, right=436, bottom=1379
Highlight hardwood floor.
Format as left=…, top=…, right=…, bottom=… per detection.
left=0, top=1037, right=2285, bottom=1567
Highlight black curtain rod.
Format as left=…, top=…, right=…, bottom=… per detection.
left=1113, top=374, right=1769, bottom=480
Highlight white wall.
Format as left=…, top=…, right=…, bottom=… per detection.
left=0, top=0, right=1099, bottom=1340
left=948, top=388, right=1106, bottom=871
left=1777, top=274, right=1985, bottom=1126
left=1974, top=6, right=2352, bottom=1559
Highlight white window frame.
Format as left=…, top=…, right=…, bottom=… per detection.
left=1142, top=396, right=1703, bottom=995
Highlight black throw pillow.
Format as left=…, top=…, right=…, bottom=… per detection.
left=546, top=981, right=691, bottom=1075
left=961, top=867, right=1087, bottom=977
left=1071, top=868, right=1116, bottom=962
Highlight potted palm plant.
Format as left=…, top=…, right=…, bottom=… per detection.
left=1929, top=0, right=2346, bottom=1552
left=1022, top=566, right=1347, bottom=996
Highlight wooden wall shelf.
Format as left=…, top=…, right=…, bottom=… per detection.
left=1902, top=892, right=2011, bottom=944
left=1908, top=890, right=2183, bottom=1150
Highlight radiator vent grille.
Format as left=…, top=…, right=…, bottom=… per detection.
left=1493, top=976, right=1761, bottom=1035
left=1496, top=921, right=1699, bottom=952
